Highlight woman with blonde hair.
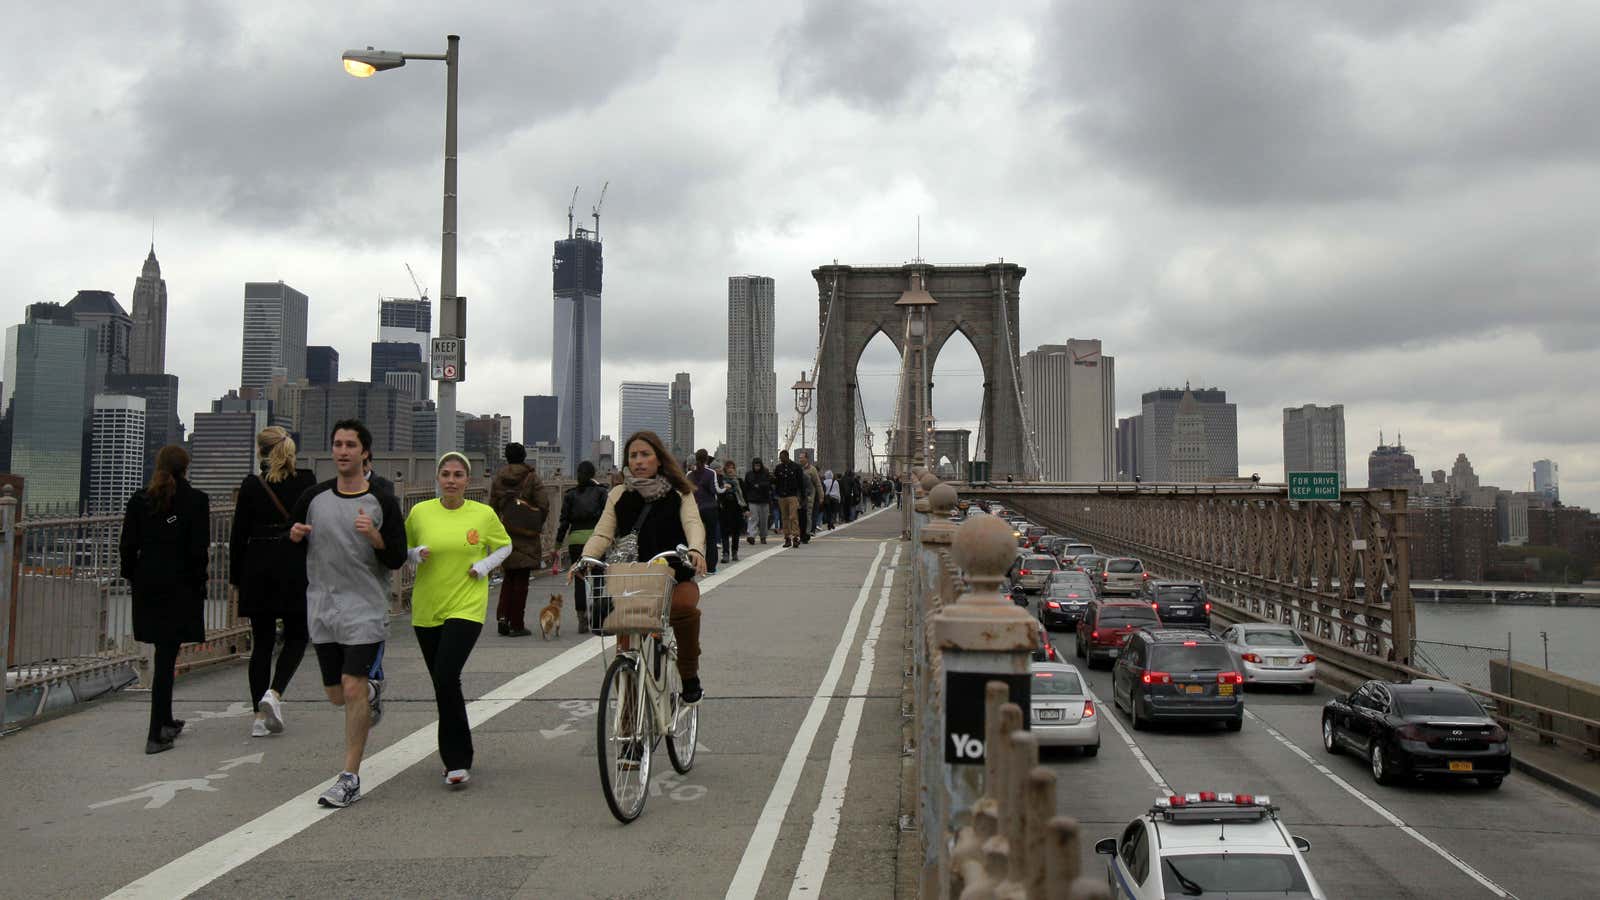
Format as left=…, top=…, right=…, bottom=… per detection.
left=228, top=426, right=317, bottom=738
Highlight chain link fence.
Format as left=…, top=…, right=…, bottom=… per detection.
left=1412, top=637, right=1510, bottom=690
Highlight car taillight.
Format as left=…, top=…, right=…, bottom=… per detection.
left=1151, top=602, right=1160, bottom=611
left=1241, top=652, right=1261, bottom=663
left=1204, top=602, right=1212, bottom=612
left=1090, top=629, right=1099, bottom=639
left=1299, top=654, right=1317, bottom=664
left=1020, top=569, right=1030, bottom=576
left=1067, top=593, right=1081, bottom=599
left=1488, top=725, right=1508, bottom=742
left=1397, top=724, right=1424, bottom=741
left=1142, top=572, right=1151, bottom=580
left=1047, top=601, right=1061, bottom=609
left=1049, top=644, right=1059, bottom=661
left=1102, top=572, right=1109, bottom=581
left=1082, top=700, right=1095, bottom=718
left=1218, top=672, right=1244, bottom=685
left=1142, top=670, right=1172, bottom=685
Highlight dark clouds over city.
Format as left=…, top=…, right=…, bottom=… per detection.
left=3, top=1, right=1595, bottom=506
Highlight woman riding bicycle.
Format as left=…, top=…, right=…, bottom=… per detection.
left=579, top=430, right=707, bottom=704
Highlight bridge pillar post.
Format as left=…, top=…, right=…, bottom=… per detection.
left=915, top=482, right=959, bottom=897
left=933, top=513, right=1039, bottom=895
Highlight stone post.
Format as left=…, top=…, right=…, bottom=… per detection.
left=918, top=482, right=961, bottom=896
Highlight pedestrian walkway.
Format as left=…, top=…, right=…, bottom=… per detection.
left=0, top=508, right=909, bottom=899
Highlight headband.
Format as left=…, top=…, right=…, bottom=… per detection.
left=437, top=451, right=472, bottom=476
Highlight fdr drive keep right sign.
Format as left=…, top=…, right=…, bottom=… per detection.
left=944, top=671, right=1031, bottom=765
left=1288, top=471, right=1340, bottom=502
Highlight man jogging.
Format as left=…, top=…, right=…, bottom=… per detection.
left=289, top=420, right=407, bottom=808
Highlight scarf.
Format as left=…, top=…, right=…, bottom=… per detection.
left=626, top=473, right=673, bottom=501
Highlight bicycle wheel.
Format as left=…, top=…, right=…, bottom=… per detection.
left=665, top=644, right=699, bottom=774
left=597, top=654, right=652, bottom=823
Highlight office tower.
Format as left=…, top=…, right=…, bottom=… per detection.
left=464, top=414, right=514, bottom=472
left=1115, top=415, right=1143, bottom=481
left=412, top=401, right=465, bottom=455
left=379, top=297, right=431, bottom=349
left=1282, top=403, right=1346, bottom=484
left=188, top=391, right=270, bottom=499
left=306, top=346, right=339, bottom=386
left=64, top=290, right=133, bottom=395
left=727, top=275, right=777, bottom=469
left=371, top=341, right=428, bottom=402
left=523, top=395, right=558, bottom=446
left=1138, top=385, right=1238, bottom=481
left=129, top=246, right=169, bottom=375
left=1367, top=437, right=1423, bottom=491
left=2, top=306, right=96, bottom=510
left=1168, top=389, right=1212, bottom=482
left=89, top=394, right=146, bottom=514
left=670, top=372, right=695, bottom=460
left=299, top=382, right=413, bottom=453
left=592, top=435, right=616, bottom=474
left=105, top=373, right=182, bottom=477
left=1019, top=340, right=1115, bottom=481
left=528, top=441, right=565, bottom=479
left=265, top=376, right=311, bottom=434
left=553, top=227, right=603, bottom=474
left=1533, top=459, right=1559, bottom=503
left=618, top=382, right=671, bottom=443
left=240, top=281, right=309, bottom=393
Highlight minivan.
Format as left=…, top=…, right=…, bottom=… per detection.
left=1111, top=629, right=1244, bottom=731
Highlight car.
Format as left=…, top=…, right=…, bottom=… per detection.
left=1072, top=553, right=1110, bottom=577
left=1038, top=571, right=1098, bottom=630
left=1036, top=535, right=1069, bottom=558
left=1010, top=553, right=1061, bottom=593
left=1076, top=601, right=1161, bottom=669
left=1023, top=525, right=1048, bottom=547
left=1321, top=679, right=1511, bottom=788
left=1101, top=557, right=1150, bottom=596
left=1029, top=662, right=1099, bottom=755
left=1063, top=542, right=1096, bottom=558
left=1138, top=580, right=1211, bottom=627
left=1095, top=793, right=1325, bottom=899
left=1220, top=623, right=1317, bottom=691
left=1111, top=629, right=1244, bottom=731
left=1032, top=625, right=1062, bottom=663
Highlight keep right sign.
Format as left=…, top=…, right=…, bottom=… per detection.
left=1288, top=471, right=1341, bottom=502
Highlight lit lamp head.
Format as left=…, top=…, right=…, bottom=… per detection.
left=342, top=47, right=406, bottom=77
left=791, top=371, right=815, bottom=415
left=895, top=268, right=938, bottom=337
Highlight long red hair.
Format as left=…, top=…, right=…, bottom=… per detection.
left=146, top=444, right=189, bottom=513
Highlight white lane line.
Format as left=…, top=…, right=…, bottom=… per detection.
left=724, top=540, right=891, bottom=900
left=1245, top=709, right=1519, bottom=900
left=1086, top=685, right=1171, bottom=794
left=788, top=546, right=901, bottom=898
left=108, top=544, right=792, bottom=900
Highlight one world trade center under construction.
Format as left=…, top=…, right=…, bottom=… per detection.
left=553, top=217, right=603, bottom=477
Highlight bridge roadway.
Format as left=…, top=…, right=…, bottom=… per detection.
left=1019, top=592, right=1600, bottom=899
left=0, top=509, right=910, bottom=899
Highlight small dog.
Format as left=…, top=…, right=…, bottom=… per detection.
left=538, top=594, right=563, bottom=640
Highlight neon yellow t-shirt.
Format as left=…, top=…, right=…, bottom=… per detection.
left=404, top=498, right=512, bottom=627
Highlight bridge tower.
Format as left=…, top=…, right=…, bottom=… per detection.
left=813, top=262, right=1030, bottom=479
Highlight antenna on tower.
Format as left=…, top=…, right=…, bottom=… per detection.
left=591, top=181, right=609, bottom=241
left=567, top=186, right=580, bottom=239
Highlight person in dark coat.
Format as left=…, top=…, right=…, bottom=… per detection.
left=556, top=460, right=610, bottom=633
left=741, top=458, right=773, bottom=545
left=119, top=445, right=209, bottom=754
left=489, top=443, right=550, bottom=637
left=229, top=426, right=316, bottom=739
left=772, top=450, right=804, bottom=547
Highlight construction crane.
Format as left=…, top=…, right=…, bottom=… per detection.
left=404, top=263, right=429, bottom=302
left=591, top=181, right=609, bottom=240
left=567, top=186, right=580, bottom=238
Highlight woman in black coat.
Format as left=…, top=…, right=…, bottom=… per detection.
left=228, top=426, right=316, bottom=738
left=119, top=445, right=209, bottom=754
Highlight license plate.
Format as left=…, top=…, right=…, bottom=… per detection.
left=1171, top=607, right=1192, bottom=615
left=1037, top=709, right=1062, bottom=721
left=1218, top=684, right=1234, bottom=696
left=1183, top=684, right=1205, bottom=694
left=1271, top=657, right=1291, bottom=667
left=1106, top=648, right=1120, bottom=658
left=1449, top=761, right=1473, bottom=772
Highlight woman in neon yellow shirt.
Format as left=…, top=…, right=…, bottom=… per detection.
left=405, top=452, right=511, bottom=787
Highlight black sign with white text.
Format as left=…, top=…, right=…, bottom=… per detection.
left=944, top=671, right=1031, bottom=765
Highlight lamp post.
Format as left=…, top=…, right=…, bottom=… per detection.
left=792, top=371, right=815, bottom=458
left=896, top=268, right=937, bottom=539
left=343, top=35, right=463, bottom=453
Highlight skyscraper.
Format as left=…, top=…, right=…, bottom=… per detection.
left=1168, top=389, right=1212, bottom=482
left=105, top=373, right=181, bottom=477
left=618, top=382, right=671, bottom=443
left=373, top=297, right=431, bottom=401
left=64, top=290, right=133, bottom=395
left=523, top=395, right=558, bottom=446
left=1367, top=438, right=1423, bottom=491
left=1533, top=459, right=1559, bottom=503
left=1019, top=340, right=1115, bottom=481
left=2, top=307, right=96, bottom=510
left=89, top=394, right=146, bottom=514
left=1139, top=386, right=1238, bottom=481
left=726, top=275, right=777, bottom=469
left=189, top=391, right=269, bottom=499
left=1282, top=403, right=1346, bottom=484
left=379, top=297, right=431, bottom=348
left=299, top=382, right=413, bottom=454
left=464, top=414, right=514, bottom=472
left=553, top=228, right=603, bottom=474
left=670, top=372, right=695, bottom=460
left=1115, top=415, right=1143, bottom=481
left=371, top=340, right=428, bottom=402
left=129, top=246, right=168, bottom=375
left=306, top=346, right=339, bottom=385
left=240, top=281, right=308, bottom=393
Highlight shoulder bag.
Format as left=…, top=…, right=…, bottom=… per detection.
left=501, top=470, right=546, bottom=538
left=251, top=475, right=293, bottom=542
left=603, top=497, right=657, bottom=565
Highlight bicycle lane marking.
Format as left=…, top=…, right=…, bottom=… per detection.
left=724, top=539, right=891, bottom=900
left=1244, top=708, right=1518, bottom=900
left=787, top=545, right=901, bottom=898
left=106, top=546, right=793, bottom=900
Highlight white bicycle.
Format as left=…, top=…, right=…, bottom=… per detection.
left=580, top=547, right=700, bottom=824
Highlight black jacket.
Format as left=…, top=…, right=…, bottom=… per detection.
left=228, top=470, right=316, bottom=617
left=599, top=489, right=700, bottom=582
left=120, top=480, right=209, bottom=645
left=557, top=480, right=610, bottom=545
left=743, top=468, right=773, bottom=503
left=772, top=460, right=803, bottom=497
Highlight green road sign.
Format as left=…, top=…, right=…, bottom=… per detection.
left=1288, top=471, right=1341, bottom=501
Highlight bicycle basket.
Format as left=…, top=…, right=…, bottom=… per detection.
left=590, top=563, right=673, bottom=634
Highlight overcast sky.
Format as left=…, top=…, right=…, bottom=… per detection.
left=4, top=1, right=1595, bottom=507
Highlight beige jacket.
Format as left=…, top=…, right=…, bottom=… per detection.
left=580, top=486, right=707, bottom=562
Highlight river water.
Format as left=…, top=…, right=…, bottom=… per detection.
left=1413, top=603, right=1600, bottom=684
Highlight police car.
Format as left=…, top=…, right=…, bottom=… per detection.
left=1094, top=792, right=1325, bottom=899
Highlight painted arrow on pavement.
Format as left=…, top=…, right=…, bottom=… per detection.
left=217, top=752, right=264, bottom=771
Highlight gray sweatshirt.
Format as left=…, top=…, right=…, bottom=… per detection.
left=291, top=480, right=408, bottom=645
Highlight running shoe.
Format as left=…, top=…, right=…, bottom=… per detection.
left=445, top=769, right=470, bottom=787
left=367, top=678, right=384, bottom=727
left=681, top=677, right=704, bottom=705
left=317, top=772, right=361, bottom=808
left=251, top=719, right=270, bottom=738
left=259, top=689, right=285, bottom=734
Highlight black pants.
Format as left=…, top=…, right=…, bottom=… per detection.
left=719, top=508, right=743, bottom=558
left=148, top=640, right=180, bottom=741
left=414, top=618, right=483, bottom=771
left=698, top=507, right=720, bottom=573
left=248, top=616, right=307, bottom=710
left=566, top=544, right=589, bottom=617
left=799, top=497, right=812, bottom=542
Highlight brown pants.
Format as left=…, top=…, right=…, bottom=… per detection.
left=620, top=580, right=701, bottom=682
left=779, top=496, right=801, bottom=542
left=496, top=568, right=531, bottom=630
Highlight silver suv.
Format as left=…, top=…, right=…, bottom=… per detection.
left=1101, top=557, right=1148, bottom=596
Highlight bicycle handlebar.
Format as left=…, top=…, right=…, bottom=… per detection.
left=575, top=544, right=695, bottom=571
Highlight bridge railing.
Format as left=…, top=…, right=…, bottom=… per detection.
left=905, top=472, right=1109, bottom=900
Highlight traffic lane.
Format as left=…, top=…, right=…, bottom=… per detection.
left=1249, top=692, right=1600, bottom=900
left=1071, top=663, right=1517, bottom=900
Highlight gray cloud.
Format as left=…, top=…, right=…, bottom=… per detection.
left=777, top=0, right=955, bottom=112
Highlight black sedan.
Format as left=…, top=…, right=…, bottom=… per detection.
left=1037, top=572, right=1098, bottom=630
left=1322, top=679, right=1511, bottom=788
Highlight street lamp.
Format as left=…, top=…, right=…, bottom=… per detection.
left=342, top=35, right=463, bottom=454
left=792, top=371, right=815, bottom=459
